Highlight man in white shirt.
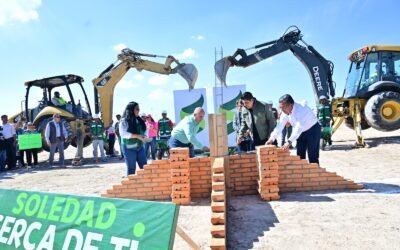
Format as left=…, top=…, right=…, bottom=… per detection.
left=1, top=115, right=16, bottom=170
left=267, top=94, right=321, bottom=164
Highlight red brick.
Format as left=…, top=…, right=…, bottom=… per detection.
left=211, top=212, right=225, bottom=225
left=211, top=225, right=226, bottom=237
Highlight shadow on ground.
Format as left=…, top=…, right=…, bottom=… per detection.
left=227, top=195, right=279, bottom=249
left=227, top=182, right=400, bottom=249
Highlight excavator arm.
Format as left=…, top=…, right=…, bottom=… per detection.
left=215, top=26, right=335, bottom=104
left=92, top=48, right=198, bottom=126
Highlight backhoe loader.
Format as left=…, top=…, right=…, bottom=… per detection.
left=9, top=48, right=198, bottom=164
left=215, top=26, right=400, bottom=147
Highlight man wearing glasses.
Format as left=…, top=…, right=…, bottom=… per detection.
left=45, top=113, right=69, bottom=167
left=267, top=94, right=321, bottom=164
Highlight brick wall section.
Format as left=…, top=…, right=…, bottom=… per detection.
left=275, top=147, right=363, bottom=192
left=210, top=157, right=227, bottom=250
left=101, top=159, right=172, bottom=200
left=256, top=146, right=280, bottom=201
left=189, top=157, right=212, bottom=198
left=170, top=148, right=191, bottom=205
left=227, top=154, right=258, bottom=196
left=102, top=147, right=362, bottom=201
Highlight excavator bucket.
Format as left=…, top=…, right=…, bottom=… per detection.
left=214, top=57, right=232, bottom=86
left=176, top=63, right=198, bottom=90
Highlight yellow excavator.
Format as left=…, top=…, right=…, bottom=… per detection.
left=10, top=48, right=198, bottom=164
left=331, top=45, right=400, bottom=146
left=215, top=26, right=400, bottom=147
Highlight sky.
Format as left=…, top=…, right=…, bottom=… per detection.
left=1, top=0, right=399, bottom=122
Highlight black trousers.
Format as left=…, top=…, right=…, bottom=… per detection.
left=108, top=136, right=115, bottom=155
left=5, top=138, right=16, bottom=169
left=26, top=149, right=38, bottom=166
left=296, top=122, right=321, bottom=164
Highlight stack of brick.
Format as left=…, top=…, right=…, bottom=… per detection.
left=101, top=159, right=172, bottom=200
left=189, top=157, right=212, bottom=198
left=276, top=150, right=363, bottom=192
left=170, top=148, right=191, bottom=205
left=210, top=157, right=227, bottom=250
left=256, top=145, right=280, bottom=201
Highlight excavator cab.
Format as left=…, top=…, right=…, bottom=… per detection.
left=340, top=46, right=400, bottom=132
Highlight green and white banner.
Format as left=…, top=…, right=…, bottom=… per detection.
left=0, top=189, right=179, bottom=250
left=213, top=85, right=246, bottom=146
left=173, top=88, right=209, bottom=148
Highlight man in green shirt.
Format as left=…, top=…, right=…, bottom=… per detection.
left=91, top=114, right=106, bottom=162
left=169, top=107, right=209, bottom=157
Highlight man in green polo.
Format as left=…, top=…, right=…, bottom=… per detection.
left=169, top=107, right=209, bottom=158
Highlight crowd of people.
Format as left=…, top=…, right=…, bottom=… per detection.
left=1, top=91, right=333, bottom=175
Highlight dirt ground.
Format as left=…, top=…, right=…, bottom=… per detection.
left=0, top=125, right=399, bottom=249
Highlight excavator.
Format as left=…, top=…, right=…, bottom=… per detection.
left=10, top=48, right=198, bottom=165
left=215, top=26, right=400, bottom=147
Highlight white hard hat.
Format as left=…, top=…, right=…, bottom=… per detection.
left=266, top=100, right=273, bottom=105
left=162, top=110, right=167, bottom=114
left=93, top=113, right=100, bottom=119
left=319, top=95, right=327, bottom=100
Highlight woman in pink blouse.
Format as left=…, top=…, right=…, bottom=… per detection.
left=144, top=114, right=158, bottom=160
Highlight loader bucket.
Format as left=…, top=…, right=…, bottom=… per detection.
left=177, top=63, right=198, bottom=90
left=214, top=57, right=232, bottom=86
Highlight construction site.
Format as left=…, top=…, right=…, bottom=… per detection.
left=1, top=1, right=400, bottom=249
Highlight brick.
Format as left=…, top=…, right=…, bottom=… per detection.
left=172, top=197, right=191, bottom=205
left=211, top=225, right=225, bottom=237
left=211, top=212, right=225, bottom=225
left=212, top=166, right=224, bottom=173
left=211, top=190, right=225, bottom=202
left=327, top=176, right=345, bottom=181
left=211, top=201, right=225, bottom=212
left=154, top=195, right=171, bottom=200
left=213, top=173, right=225, bottom=182
left=212, top=182, right=225, bottom=191
left=303, top=173, right=320, bottom=178
left=210, top=238, right=226, bottom=250
left=107, top=189, right=121, bottom=194
left=260, top=193, right=280, bottom=201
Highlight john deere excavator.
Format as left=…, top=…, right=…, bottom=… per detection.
left=10, top=48, right=198, bottom=164
left=215, top=26, right=400, bottom=146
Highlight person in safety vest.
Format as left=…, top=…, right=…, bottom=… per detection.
left=51, top=91, right=67, bottom=107
left=317, top=95, right=333, bottom=146
left=157, top=110, right=174, bottom=159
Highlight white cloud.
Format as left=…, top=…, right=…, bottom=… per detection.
left=0, top=0, right=41, bottom=26
left=147, top=88, right=172, bottom=101
left=174, top=48, right=197, bottom=60
left=191, top=35, right=205, bottom=40
left=148, top=75, right=169, bottom=86
left=112, top=43, right=127, bottom=52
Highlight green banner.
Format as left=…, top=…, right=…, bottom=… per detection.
left=18, top=133, right=42, bottom=150
left=0, top=189, right=179, bottom=250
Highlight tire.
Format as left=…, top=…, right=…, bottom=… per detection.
left=344, top=116, right=370, bottom=130
left=365, top=91, right=400, bottom=131
left=37, top=118, right=73, bottom=152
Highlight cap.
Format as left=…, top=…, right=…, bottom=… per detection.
left=319, top=95, right=327, bottom=100
left=146, top=114, right=152, bottom=118
left=93, top=113, right=100, bottom=119
left=266, top=100, right=273, bottom=105
left=162, top=110, right=167, bottom=114
left=27, top=122, right=33, bottom=126
left=140, top=112, right=146, bottom=117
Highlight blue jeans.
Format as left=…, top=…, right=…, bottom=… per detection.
left=0, top=150, right=6, bottom=172
left=169, top=137, right=195, bottom=158
left=121, top=144, right=147, bottom=176
left=296, top=122, right=321, bottom=164
left=144, top=137, right=156, bottom=160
